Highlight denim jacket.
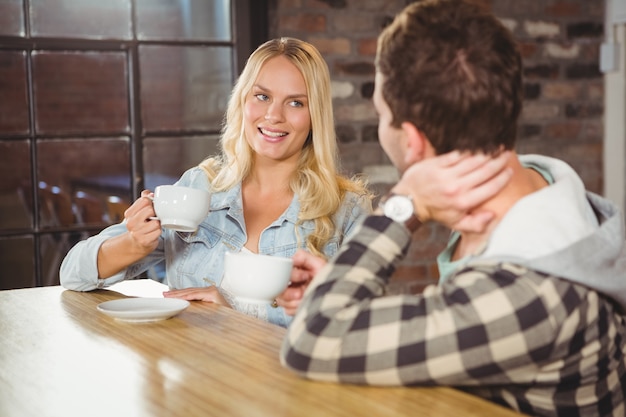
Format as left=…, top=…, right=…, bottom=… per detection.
left=60, top=166, right=371, bottom=327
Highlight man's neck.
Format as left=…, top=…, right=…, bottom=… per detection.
left=452, top=154, right=549, bottom=260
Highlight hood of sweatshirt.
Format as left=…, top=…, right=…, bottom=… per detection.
left=476, top=154, right=626, bottom=311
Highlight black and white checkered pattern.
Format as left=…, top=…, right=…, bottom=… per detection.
left=281, top=215, right=626, bottom=417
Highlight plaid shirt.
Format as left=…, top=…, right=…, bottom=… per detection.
left=281, top=215, right=626, bottom=417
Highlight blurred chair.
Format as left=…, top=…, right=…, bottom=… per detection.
left=38, top=181, right=75, bottom=227
left=106, top=196, right=130, bottom=224
left=37, top=181, right=75, bottom=285
left=73, top=191, right=105, bottom=225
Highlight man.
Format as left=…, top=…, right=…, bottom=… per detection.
left=280, top=1, right=626, bottom=416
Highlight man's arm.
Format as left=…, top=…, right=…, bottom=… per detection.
left=280, top=216, right=558, bottom=386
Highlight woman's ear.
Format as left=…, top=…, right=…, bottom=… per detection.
left=400, top=121, right=427, bottom=165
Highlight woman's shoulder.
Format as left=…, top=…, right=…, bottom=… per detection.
left=336, top=189, right=373, bottom=219
left=337, top=175, right=373, bottom=202
left=341, top=189, right=369, bottom=203
left=175, top=166, right=211, bottom=190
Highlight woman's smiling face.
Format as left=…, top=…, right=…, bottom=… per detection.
left=243, top=55, right=312, bottom=164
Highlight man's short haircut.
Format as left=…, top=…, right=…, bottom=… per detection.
left=376, top=0, right=523, bottom=155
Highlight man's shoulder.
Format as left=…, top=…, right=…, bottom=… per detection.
left=453, top=260, right=610, bottom=315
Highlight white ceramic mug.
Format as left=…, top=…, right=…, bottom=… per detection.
left=222, top=251, right=293, bottom=304
left=151, top=185, right=210, bottom=232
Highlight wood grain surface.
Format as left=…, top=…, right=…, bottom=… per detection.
left=0, top=283, right=523, bottom=417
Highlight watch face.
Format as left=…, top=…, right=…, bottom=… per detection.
left=383, top=195, right=414, bottom=222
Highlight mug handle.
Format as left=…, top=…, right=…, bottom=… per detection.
left=143, top=194, right=159, bottom=220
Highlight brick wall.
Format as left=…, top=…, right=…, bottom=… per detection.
left=268, top=0, right=606, bottom=293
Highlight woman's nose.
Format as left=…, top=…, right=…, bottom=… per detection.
left=264, top=103, right=284, bottom=122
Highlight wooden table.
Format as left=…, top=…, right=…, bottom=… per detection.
left=0, top=282, right=523, bottom=417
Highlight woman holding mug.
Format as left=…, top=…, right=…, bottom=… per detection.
left=61, top=38, right=372, bottom=327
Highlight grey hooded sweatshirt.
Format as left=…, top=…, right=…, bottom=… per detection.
left=438, top=154, right=626, bottom=312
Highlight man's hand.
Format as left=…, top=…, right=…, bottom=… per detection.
left=275, top=250, right=327, bottom=315
left=391, top=150, right=513, bottom=232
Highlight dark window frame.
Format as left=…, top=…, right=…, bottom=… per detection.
left=0, top=0, right=268, bottom=288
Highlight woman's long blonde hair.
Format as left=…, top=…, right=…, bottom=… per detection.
left=200, top=37, right=371, bottom=257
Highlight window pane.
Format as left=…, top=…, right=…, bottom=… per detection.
left=30, top=0, right=131, bottom=40
left=136, top=0, right=231, bottom=41
left=33, top=51, right=129, bottom=135
left=37, top=138, right=132, bottom=228
left=0, top=236, right=35, bottom=290
left=143, top=135, right=220, bottom=190
left=0, top=0, right=25, bottom=37
left=0, top=51, right=29, bottom=135
left=40, top=231, right=88, bottom=286
left=0, top=140, right=33, bottom=230
left=140, top=45, right=233, bottom=133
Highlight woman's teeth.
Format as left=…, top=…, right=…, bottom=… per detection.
left=260, top=128, right=287, bottom=138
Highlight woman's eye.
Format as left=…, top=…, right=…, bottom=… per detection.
left=289, top=100, right=304, bottom=108
left=255, top=94, right=269, bottom=101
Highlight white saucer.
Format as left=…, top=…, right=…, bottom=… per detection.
left=97, top=298, right=190, bottom=322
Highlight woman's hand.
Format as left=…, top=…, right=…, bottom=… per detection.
left=122, top=190, right=162, bottom=254
left=96, top=190, right=162, bottom=279
left=275, top=250, right=327, bottom=315
left=163, top=286, right=232, bottom=307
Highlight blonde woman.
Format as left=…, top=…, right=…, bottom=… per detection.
left=60, top=38, right=373, bottom=327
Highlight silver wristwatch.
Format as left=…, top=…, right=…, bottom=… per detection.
left=379, top=193, right=422, bottom=232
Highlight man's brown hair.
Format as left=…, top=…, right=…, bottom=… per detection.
left=376, top=0, right=523, bottom=155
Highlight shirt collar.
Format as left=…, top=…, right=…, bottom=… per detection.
left=209, top=182, right=301, bottom=225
